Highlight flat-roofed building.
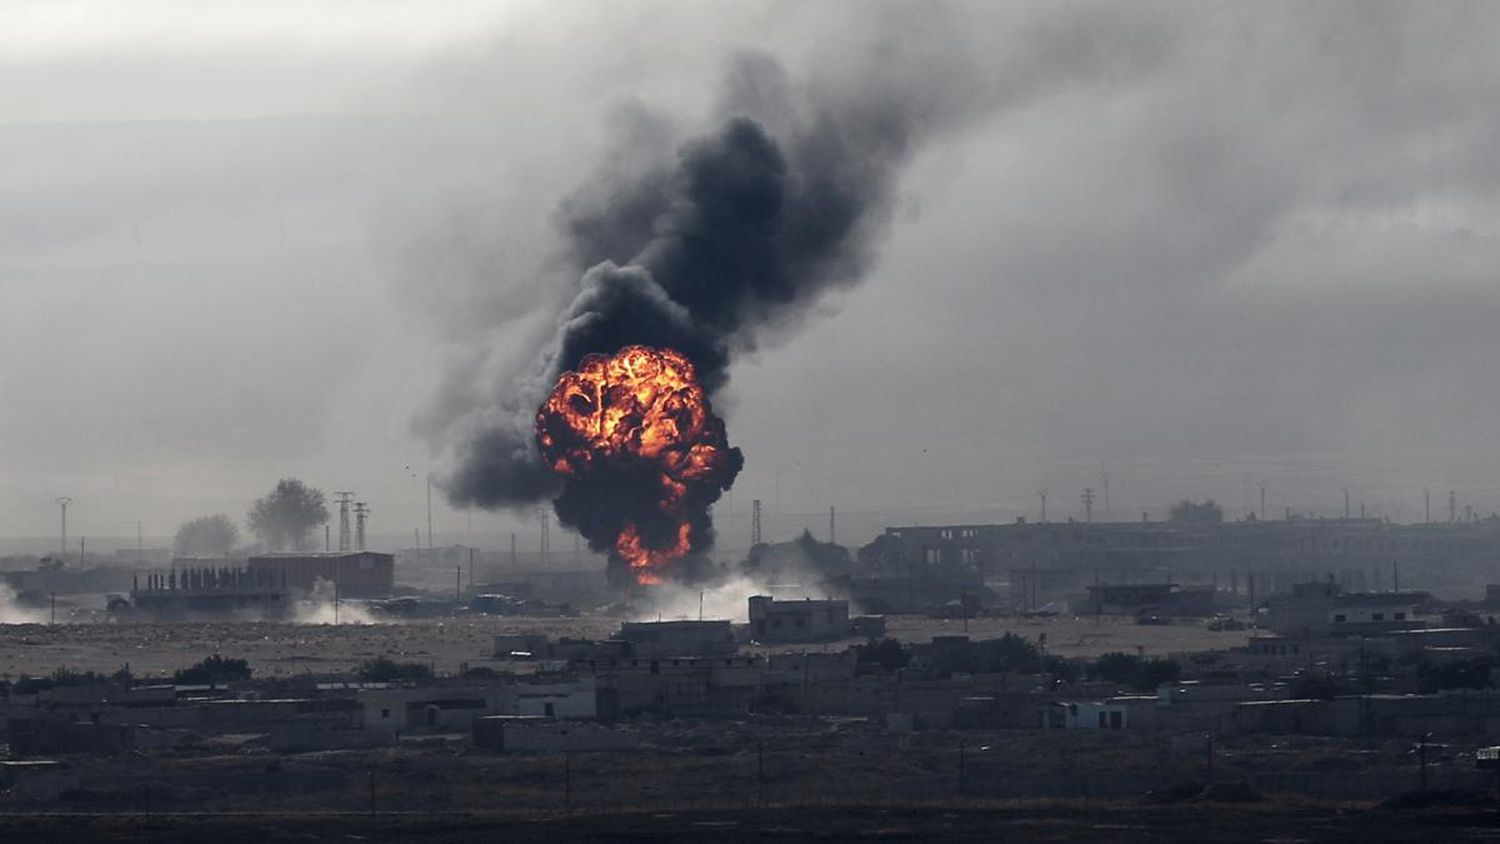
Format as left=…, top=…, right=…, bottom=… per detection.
left=247, top=551, right=394, bottom=598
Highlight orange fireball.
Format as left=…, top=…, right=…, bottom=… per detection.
left=536, top=346, right=738, bottom=584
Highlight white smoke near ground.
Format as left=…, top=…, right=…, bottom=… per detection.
left=0, top=583, right=49, bottom=624
left=290, top=578, right=379, bottom=625
left=632, top=565, right=849, bottom=624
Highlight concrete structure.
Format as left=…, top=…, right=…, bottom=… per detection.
left=359, top=684, right=509, bottom=732
left=589, top=654, right=763, bottom=718
left=128, top=564, right=289, bottom=618
left=247, top=551, right=394, bottom=598
left=615, top=620, right=737, bottom=657
left=748, top=595, right=850, bottom=642
left=515, top=678, right=597, bottom=720
left=1261, top=582, right=1422, bottom=639
left=1041, top=698, right=1156, bottom=730
left=860, top=518, right=1500, bottom=610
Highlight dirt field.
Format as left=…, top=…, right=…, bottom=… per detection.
left=0, top=613, right=1252, bottom=680
left=0, top=616, right=620, bottom=679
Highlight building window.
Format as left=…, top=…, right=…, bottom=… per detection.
left=1394, top=612, right=1406, bottom=621
left=1109, top=711, right=1122, bottom=729
left=1371, top=613, right=1384, bottom=621
left=1333, top=614, right=1346, bottom=623
left=1098, top=712, right=1107, bottom=728
left=381, top=708, right=391, bottom=719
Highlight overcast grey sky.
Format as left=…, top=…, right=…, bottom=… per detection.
left=4, top=1, right=1500, bottom=552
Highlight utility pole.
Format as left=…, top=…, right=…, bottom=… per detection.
left=1082, top=488, right=1095, bottom=524
left=334, top=491, right=355, bottom=552
left=828, top=506, right=836, bottom=545
left=1259, top=484, right=1266, bottom=521
left=1425, top=489, right=1431, bottom=524
left=1450, top=490, right=1457, bottom=523
left=1039, top=489, right=1048, bottom=523
left=751, top=499, right=763, bottom=546
left=55, top=497, right=71, bottom=560
left=426, top=475, right=434, bottom=551
left=137, top=521, right=143, bottom=561
left=1343, top=488, right=1350, bottom=520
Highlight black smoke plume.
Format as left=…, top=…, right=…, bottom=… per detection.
left=441, top=48, right=967, bottom=573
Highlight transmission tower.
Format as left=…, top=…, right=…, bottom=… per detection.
left=354, top=502, right=369, bottom=551
left=55, top=497, right=72, bottom=558
left=334, top=492, right=355, bottom=552
left=752, top=499, right=763, bottom=545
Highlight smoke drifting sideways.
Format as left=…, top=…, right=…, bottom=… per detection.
left=437, top=48, right=976, bottom=581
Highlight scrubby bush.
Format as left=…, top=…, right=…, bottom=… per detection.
left=356, top=657, right=434, bottom=682
left=1090, top=651, right=1180, bottom=691
left=174, top=654, right=252, bottom=685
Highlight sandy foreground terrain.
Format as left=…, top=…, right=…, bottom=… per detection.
left=0, top=613, right=1255, bottom=680
left=0, top=616, right=619, bottom=679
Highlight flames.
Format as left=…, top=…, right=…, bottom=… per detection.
left=535, top=346, right=739, bottom=584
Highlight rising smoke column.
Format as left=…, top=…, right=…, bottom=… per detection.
left=441, top=48, right=966, bottom=582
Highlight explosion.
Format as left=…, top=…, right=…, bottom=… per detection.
left=535, top=345, right=742, bottom=584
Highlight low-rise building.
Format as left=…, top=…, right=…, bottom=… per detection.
left=615, top=620, right=737, bottom=657
left=247, top=551, right=395, bottom=598
left=748, top=596, right=851, bottom=642
left=1262, top=582, right=1423, bottom=639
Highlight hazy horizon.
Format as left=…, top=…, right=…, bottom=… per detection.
left=8, top=2, right=1500, bottom=558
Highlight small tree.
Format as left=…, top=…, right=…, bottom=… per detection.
left=248, top=478, right=329, bottom=551
left=174, top=514, right=240, bottom=556
left=356, top=657, right=434, bottom=682
left=173, top=654, right=252, bottom=685
left=1169, top=499, right=1224, bottom=524
left=1090, top=651, right=1181, bottom=692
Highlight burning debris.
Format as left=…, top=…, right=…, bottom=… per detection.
left=536, top=346, right=741, bottom=584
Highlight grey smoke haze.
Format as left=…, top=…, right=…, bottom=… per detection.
left=5, top=2, right=1500, bottom=550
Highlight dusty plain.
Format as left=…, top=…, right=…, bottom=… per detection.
left=0, top=613, right=1255, bottom=679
